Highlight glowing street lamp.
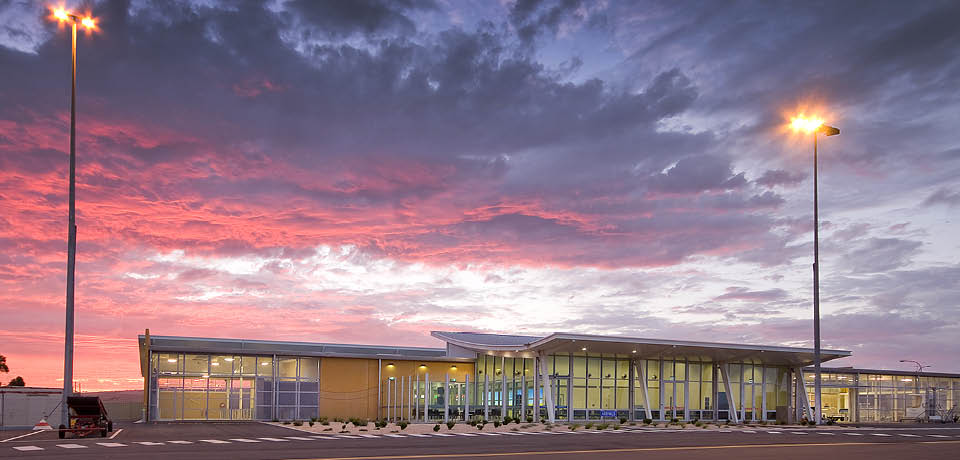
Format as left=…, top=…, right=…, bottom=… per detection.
left=50, top=4, right=97, bottom=431
left=790, top=115, right=839, bottom=425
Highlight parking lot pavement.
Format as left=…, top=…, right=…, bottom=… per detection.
left=2, top=423, right=959, bottom=460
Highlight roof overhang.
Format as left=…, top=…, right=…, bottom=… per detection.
left=432, top=331, right=851, bottom=367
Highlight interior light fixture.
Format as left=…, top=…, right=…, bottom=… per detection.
left=224, top=358, right=234, bottom=362
left=419, top=364, right=427, bottom=369
left=581, top=347, right=587, bottom=351
left=632, top=350, right=637, bottom=354
left=389, top=377, right=395, bottom=381
left=387, top=363, right=395, bottom=368
left=211, top=362, right=220, bottom=366
left=450, top=365, right=457, bottom=370
left=901, top=378, right=913, bottom=382
left=167, top=358, right=177, bottom=363
left=261, top=362, right=270, bottom=366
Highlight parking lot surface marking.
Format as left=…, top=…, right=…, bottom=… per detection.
left=12, top=446, right=43, bottom=451
left=56, top=443, right=87, bottom=449
left=96, top=442, right=127, bottom=447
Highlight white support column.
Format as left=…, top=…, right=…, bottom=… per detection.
left=636, top=360, right=653, bottom=420
left=501, top=356, right=507, bottom=419
left=761, top=366, right=767, bottom=421
left=719, top=363, right=740, bottom=424
left=415, top=373, right=420, bottom=421
left=377, top=359, right=382, bottom=420
left=739, top=365, right=746, bottom=423
left=444, top=373, right=450, bottom=423
left=796, top=367, right=813, bottom=422
left=387, top=377, right=392, bottom=422
left=538, top=351, right=555, bottom=423
left=424, top=373, right=430, bottom=423
left=659, top=359, right=665, bottom=421
left=465, top=374, right=470, bottom=421
left=628, top=358, right=635, bottom=421
left=520, top=370, right=526, bottom=421
left=684, top=371, right=690, bottom=421
left=484, top=372, right=490, bottom=420
left=532, top=359, right=539, bottom=423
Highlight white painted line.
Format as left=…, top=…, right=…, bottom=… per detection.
left=742, top=430, right=756, bottom=433
left=453, top=433, right=478, bottom=436
left=928, top=434, right=949, bottom=438
left=500, top=432, right=524, bottom=436
left=309, top=436, right=336, bottom=440
left=475, top=432, right=501, bottom=436
left=790, top=432, right=808, bottom=435
left=229, top=438, right=261, bottom=443
left=844, top=433, right=863, bottom=436
left=384, top=434, right=407, bottom=438
left=406, top=433, right=431, bottom=437
left=12, top=446, right=44, bottom=451
left=431, top=433, right=455, bottom=437
left=167, top=440, right=193, bottom=444
left=57, top=444, right=88, bottom=449
left=766, top=431, right=783, bottom=434
left=135, top=441, right=165, bottom=445
left=97, top=442, right=127, bottom=447
left=284, top=436, right=315, bottom=441
left=357, top=434, right=379, bottom=438
left=336, top=435, right=361, bottom=439
left=258, top=437, right=290, bottom=442
left=816, top=432, right=835, bottom=435
left=199, top=439, right=231, bottom=444
left=2, top=431, right=44, bottom=442
left=109, top=428, right=124, bottom=439
left=870, top=433, right=891, bottom=437
left=898, top=434, right=920, bottom=437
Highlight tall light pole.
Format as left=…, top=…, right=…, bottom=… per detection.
left=791, top=116, right=839, bottom=425
left=51, top=6, right=97, bottom=429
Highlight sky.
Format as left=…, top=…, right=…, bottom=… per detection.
left=0, top=0, right=958, bottom=391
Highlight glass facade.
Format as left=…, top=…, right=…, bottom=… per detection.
left=149, top=352, right=319, bottom=421
left=805, top=371, right=960, bottom=423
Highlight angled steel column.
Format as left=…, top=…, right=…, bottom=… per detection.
left=538, top=351, right=555, bottom=423
left=424, top=373, right=430, bottom=423
left=636, top=360, right=652, bottom=420
left=465, top=374, right=470, bottom=421
left=443, top=373, right=450, bottom=423
left=719, top=363, right=739, bottom=424
left=500, top=356, right=507, bottom=419
left=796, top=367, right=813, bottom=421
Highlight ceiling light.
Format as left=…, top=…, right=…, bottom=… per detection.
left=167, top=358, right=177, bottom=363
left=211, top=362, right=220, bottom=366
left=224, top=358, right=234, bottom=362
left=581, top=347, right=587, bottom=351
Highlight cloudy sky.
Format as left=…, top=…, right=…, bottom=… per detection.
left=1, top=0, right=958, bottom=391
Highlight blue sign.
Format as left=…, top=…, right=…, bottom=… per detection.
left=600, top=410, right=617, bottom=417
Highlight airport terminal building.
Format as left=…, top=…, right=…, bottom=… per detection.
left=138, top=331, right=960, bottom=424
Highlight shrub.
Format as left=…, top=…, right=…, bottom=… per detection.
left=310, top=417, right=318, bottom=423
left=503, top=416, right=512, bottom=424
left=293, top=420, right=303, bottom=426
left=468, top=419, right=477, bottom=426
left=670, top=418, right=679, bottom=424
left=433, top=424, right=441, bottom=432
left=477, top=423, right=485, bottom=430
left=584, top=422, right=594, bottom=429
left=569, top=424, right=579, bottom=431
left=493, top=420, right=501, bottom=428
left=643, top=418, right=652, bottom=425
left=614, top=424, right=621, bottom=430
left=619, top=417, right=627, bottom=424
left=596, top=423, right=609, bottom=430
left=399, top=421, right=409, bottom=430
left=526, top=416, right=533, bottom=423
left=282, top=421, right=291, bottom=425
left=446, top=420, right=456, bottom=430
left=323, top=427, right=332, bottom=431
left=334, top=417, right=344, bottom=423
left=309, top=421, right=315, bottom=427
left=322, top=420, right=330, bottom=426
left=271, top=418, right=279, bottom=423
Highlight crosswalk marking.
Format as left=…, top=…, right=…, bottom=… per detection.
left=96, top=442, right=127, bottom=447
left=229, top=438, right=261, bottom=442
left=167, top=440, right=193, bottom=444
left=199, top=439, right=231, bottom=443
left=135, top=441, right=165, bottom=446
left=12, top=446, right=44, bottom=451
left=258, top=437, right=290, bottom=442
left=285, top=436, right=315, bottom=440
left=57, top=444, right=88, bottom=449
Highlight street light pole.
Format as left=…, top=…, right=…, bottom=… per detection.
left=812, top=129, right=822, bottom=426
left=62, top=13, right=79, bottom=429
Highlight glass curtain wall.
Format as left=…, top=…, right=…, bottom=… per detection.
left=473, top=353, right=790, bottom=422
left=824, top=372, right=960, bottom=423
left=150, top=352, right=319, bottom=421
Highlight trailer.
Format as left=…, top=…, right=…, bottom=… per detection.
left=58, top=396, right=113, bottom=439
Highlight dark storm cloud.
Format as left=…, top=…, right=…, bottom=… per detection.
left=285, top=0, right=437, bottom=37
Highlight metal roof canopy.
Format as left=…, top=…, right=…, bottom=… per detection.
left=433, top=331, right=851, bottom=367
left=138, top=335, right=471, bottom=362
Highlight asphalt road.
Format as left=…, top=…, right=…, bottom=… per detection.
left=2, top=423, right=959, bottom=460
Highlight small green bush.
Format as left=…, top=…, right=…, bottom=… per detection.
left=323, top=427, right=332, bottom=431
left=399, top=421, right=409, bottom=430
left=310, top=417, right=318, bottom=423
left=293, top=420, right=303, bottom=426
left=503, top=416, right=512, bottom=424
left=493, top=420, right=501, bottom=428
left=271, top=418, right=279, bottom=423
left=643, top=418, right=652, bottom=425
left=446, top=420, right=456, bottom=430
left=597, top=423, right=609, bottom=430
left=334, top=417, right=344, bottom=423
left=619, top=417, right=627, bottom=424
left=584, top=422, right=594, bottom=429
left=476, top=423, right=485, bottom=430
left=282, top=421, right=291, bottom=425
left=614, top=424, right=621, bottom=430
left=670, top=417, right=679, bottom=424
left=526, top=416, right=533, bottom=423
left=569, top=424, right=579, bottom=431
left=433, top=424, right=441, bottom=432
left=309, top=421, right=315, bottom=427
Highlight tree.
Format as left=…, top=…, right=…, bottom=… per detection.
left=8, top=376, right=25, bottom=386
left=0, top=354, right=8, bottom=373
